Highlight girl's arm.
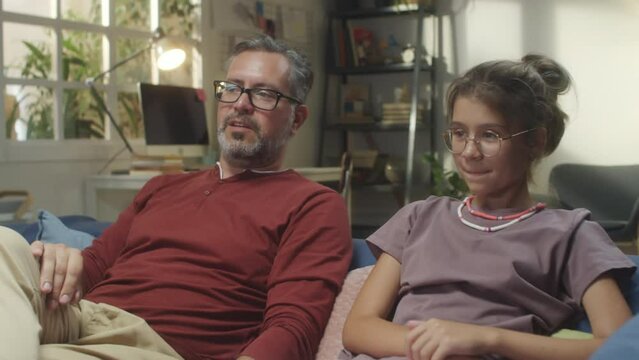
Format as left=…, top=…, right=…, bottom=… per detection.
left=406, top=274, right=632, bottom=360
left=342, top=252, right=408, bottom=357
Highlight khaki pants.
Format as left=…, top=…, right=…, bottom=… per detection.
left=0, top=226, right=184, bottom=360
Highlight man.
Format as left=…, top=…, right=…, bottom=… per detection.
left=0, top=36, right=352, bottom=360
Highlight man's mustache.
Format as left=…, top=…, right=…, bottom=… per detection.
left=221, top=113, right=259, bottom=132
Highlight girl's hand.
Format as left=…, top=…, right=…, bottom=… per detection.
left=405, top=319, right=497, bottom=360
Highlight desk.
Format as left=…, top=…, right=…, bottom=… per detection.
left=85, top=167, right=342, bottom=221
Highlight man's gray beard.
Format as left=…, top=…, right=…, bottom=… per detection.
left=217, top=112, right=293, bottom=168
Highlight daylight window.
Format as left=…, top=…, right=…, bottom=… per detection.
left=1, top=0, right=201, bottom=142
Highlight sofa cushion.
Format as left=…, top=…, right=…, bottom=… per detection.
left=316, top=265, right=373, bottom=360
left=36, top=210, right=95, bottom=249
left=3, top=210, right=109, bottom=247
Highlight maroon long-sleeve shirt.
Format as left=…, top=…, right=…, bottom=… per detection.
left=82, top=166, right=352, bottom=360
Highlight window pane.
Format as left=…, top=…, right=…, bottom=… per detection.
left=62, top=30, right=103, bottom=82
left=160, top=0, right=202, bottom=38
left=114, top=0, right=150, bottom=30
left=115, top=37, right=151, bottom=84
left=3, top=23, right=57, bottom=80
left=63, top=89, right=105, bottom=139
left=117, top=92, right=143, bottom=139
left=3, top=0, right=55, bottom=18
left=3, top=88, right=20, bottom=138
left=5, top=85, right=54, bottom=140
left=61, top=0, right=102, bottom=24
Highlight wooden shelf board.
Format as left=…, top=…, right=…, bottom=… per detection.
left=331, top=4, right=434, bottom=19
left=325, top=121, right=428, bottom=132
left=328, top=63, right=431, bottom=75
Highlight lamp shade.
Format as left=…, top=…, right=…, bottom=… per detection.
left=155, top=37, right=186, bottom=70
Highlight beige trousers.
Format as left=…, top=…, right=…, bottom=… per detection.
left=0, top=226, right=184, bottom=360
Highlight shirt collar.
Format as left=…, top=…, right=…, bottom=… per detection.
left=215, top=161, right=289, bottom=179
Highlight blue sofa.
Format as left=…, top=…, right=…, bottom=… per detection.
left=4, top=215, right=639, bottom=358
left=7, top=213, right=378, bottom=269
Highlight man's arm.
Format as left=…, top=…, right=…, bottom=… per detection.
left=30, top=188, right=153, bottom=309
left=81, top=175, right=166, bottom=289
left=29, top=176, right=161, bottom=309
left=239, top=190, right=352, bottom=360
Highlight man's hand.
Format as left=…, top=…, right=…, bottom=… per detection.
left=405, top=319, right=496, bottom=360
left=31, top=240, right=84, bottom=310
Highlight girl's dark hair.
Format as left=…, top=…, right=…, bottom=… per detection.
left=446, top=54, right=572, bottom=157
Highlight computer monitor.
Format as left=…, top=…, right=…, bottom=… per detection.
left=138, top=83, right=209, bottom=158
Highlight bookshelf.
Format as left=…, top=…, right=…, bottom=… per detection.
left=320, top=1, right=441, bottom=227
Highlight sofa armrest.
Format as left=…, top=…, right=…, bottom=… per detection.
left=591, top=314, right=639, bottom=359
left=571, top=255, right=639, bottom=332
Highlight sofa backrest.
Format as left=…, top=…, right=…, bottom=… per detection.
left=349, top=238, right=375, bottom=270
left=549, top=163, right=639, bottom=222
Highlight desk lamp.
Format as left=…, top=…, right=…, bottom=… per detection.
left=86, top=28, right=188, bottom=155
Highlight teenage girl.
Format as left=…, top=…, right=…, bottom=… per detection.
left=341, top=54, right=635, bottom=360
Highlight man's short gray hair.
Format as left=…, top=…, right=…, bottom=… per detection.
left=227, top=35, right=313, bottom=102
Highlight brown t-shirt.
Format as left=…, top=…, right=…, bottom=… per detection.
left=368, top=196, right=635, bottom=335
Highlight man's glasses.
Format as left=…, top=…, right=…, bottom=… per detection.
left=213, top=80, right=302, bottom=111
left=442, top=127, right=537, bottom=157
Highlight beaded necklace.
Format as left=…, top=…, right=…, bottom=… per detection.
left=457, top=195, right=546, bottom=232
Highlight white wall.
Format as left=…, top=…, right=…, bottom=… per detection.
left=446, top=0, right=639, bottom=193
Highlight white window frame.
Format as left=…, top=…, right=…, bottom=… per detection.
left=0, top=0, right=194, bottom=163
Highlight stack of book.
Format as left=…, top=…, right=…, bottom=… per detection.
left=129, top=156, right=184, bottom=176
left=381, top=102, right=424, bottom=125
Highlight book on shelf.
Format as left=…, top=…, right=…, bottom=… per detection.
left=338, top=114, right=375, bottom=124
left=345, top=22, right=358, bottom=67
left=381, top=109, right=424, bottom=117
left=331, top=19, right=348, bottom=67
left=382, top=102, right=425, bottom=111
left=128, top=166, right=183, bottom=176
left=336, top=25, right=347, bottom=67
left=381, top=102, right=425, bottom=124
left=382, top=109, right=419, bottom=116
left=382, top=112, right=424, bottom=119
left=380, top=117, right=423, bottom=125
left=131, top=157, right=182, bottom=167
left=129, top=155, right=184, bottom=176
left=128, top=169, right=168, bottom=176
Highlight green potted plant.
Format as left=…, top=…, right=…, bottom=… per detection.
left=423, top=152, right=468, bottom=199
